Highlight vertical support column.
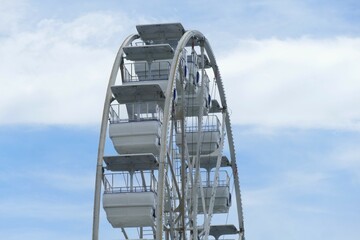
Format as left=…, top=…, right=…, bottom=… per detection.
left=181, top=118, right=186, bottom=238
left=191, top=40, right=206, bottom=240
left=147, top=61, right=152, bottom=81
left=207, top=170, right=211, bottom=186
left=130, top=171, right=134, bottom=192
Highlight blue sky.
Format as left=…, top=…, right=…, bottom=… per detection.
left=1, top=0, right=360, bottom=239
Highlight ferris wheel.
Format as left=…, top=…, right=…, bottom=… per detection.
left=92, top=23, right=245, bottom=240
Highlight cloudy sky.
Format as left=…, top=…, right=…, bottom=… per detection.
left=0, top=0, right=359, bottom=239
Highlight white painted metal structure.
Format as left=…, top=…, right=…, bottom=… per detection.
left=92, top=23, right=245, bottom=240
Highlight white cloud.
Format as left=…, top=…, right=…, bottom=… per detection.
left=1, top=8, right=360, bottom=130
left=0, top=229, right=89, bottom=240
left=0, top=12, right=139, bottom=125
left=0, top=199, right=92, bottom=220
left=241, top=169, right=341, bottom=240
left=219, top=37, right=360, bottom=130
left=0, top=168, right=95, bottom=191
left=0, top=0, right=29, bottom=34
left=32, top=171, right=95, bottom=191
left=243, top=170, right=330, bottom=208
left=328, top=144, right=360, bottom=182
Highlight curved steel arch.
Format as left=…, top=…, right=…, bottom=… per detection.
left=157, top=30, right=245, bottom=240
left=204, top=39, right=245, bottom=239
left=92, top=33, right=139, bottom=240
left=156, top=30, right=204, bottom=240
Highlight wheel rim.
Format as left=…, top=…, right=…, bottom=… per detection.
left=92, top=23, right=245, bottom=240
